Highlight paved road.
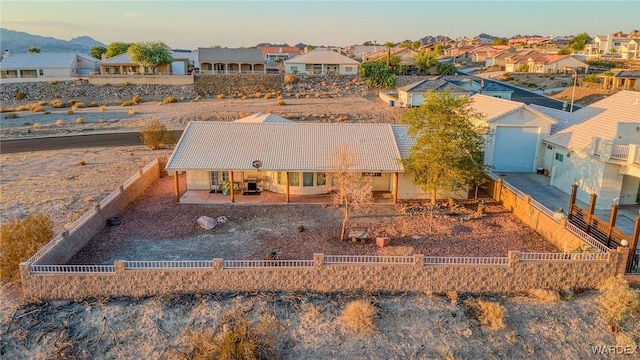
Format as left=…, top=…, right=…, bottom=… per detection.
left=0, top=130, right=183, bottom=154
left=468, top=75, right=579, bottom=111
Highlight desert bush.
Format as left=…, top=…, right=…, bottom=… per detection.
left=284, top=73, right=297, bottom=84
left=216, top=94, right=225, bottom=100
left=599, top=276, right=640, bottom=325
left=71, top=102, right=84, bottom=110
left=88, top=101, right=99, bottom=107
left=49, top=80, right=59, bottom=85
left=163, top=96, right=177, bottom=104
left=65, top=109, right=74, bottom=115
left=121, top=100, right=133, bottom=106
left=187, top=308, right=279, bottom=360
left=77, top=160, right=86, bottom=166
left=66, top=99, right=77, bottom=106
left=241, top=96, right=247, bottom=100
left=583, top=74, right=600, bottom=84
left=5, top=113, right=18, bottom=119
left=275, top=99, right=286, bottom=106
left=0, top=213, right=54, bottom=282
left=50, top=100, right=65, bottom=108
left=131, top=95, right=142, bottom=104
left=32, top=106, right=45, bottom=112
left=99, top=105, right=106, bottom=112
left=140, top=119, right=175, bottom=150
left=465, top=299, right=506, bottom=330
left=264, top=93, right=272, bottom=99
left=76, top=117, right=84, bottom=124
left=55, top=119, right=64, bottom=126
left=254, top=92, right=262, bottom=99
left=128, top=108, right=137, bottom=115
left=33, top=123, right=41, bottom=129
left=340, top=300, right=377, bottom=335
left=15, top=91, right=25, bottom=101
left=15, top=105, right=29, bottom=111
left=528, top=289, right=561, bottom=302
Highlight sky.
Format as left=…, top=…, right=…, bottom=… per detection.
left=2, top=0, right=639, bottom=49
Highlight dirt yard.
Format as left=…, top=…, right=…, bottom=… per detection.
left=67, top=174, right=556, bottom=264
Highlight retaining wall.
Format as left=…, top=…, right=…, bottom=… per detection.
left=88, top=75, right=194, bottom=86
left=20, top=251, right=627, bottom=300
left=28, top=158, right=165, bottom=265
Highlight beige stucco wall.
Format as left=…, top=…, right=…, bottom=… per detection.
left=397, top=173, right=466, bottom=200
left=20, top=250, right=625, bottom=300
left=187, top=170, right=211, bottom=190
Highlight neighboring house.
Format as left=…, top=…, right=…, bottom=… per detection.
left=363, top=47, right=419, bottom=74
left=99, top=51, right=189, bottom=75
left=531, top=36, right=573, bottom=52
left=397, top=75, right=513, bottom=107
left=505, top=52, right=588, bottom=73
left=256, top=46, right=302, bottom=62
left=508, top=36, right=548, bottom=47
left=197, top=48, right=265, bottom=74
left=284, top=49, right=359, bottom=75
left=584, top=32, right=640, bottom=58
left=0, top=52, right=99, bottom=80
left=470, top=94, right=556, bottom=173
left=535, top=91, right=640, bottom=210
left=345, top=45, right=381, bottom=60
left=609, top=70, right=640, bottom=91
left=165, top=115, right=450, bottom=202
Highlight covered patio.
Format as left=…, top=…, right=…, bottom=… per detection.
left=178, top=189, right=395, bottom=205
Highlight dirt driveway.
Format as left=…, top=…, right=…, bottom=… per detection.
left=68, top=174, right=557, bottom=264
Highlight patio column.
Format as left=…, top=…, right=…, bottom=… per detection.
left=174, top=171, right=180, bottom=203
left=568, top=182, right=578, bottom=219
left=586, top=193, right=597, bottom=233
left=229, top=171, right=235, bottom=203
left=393, top=172, right=399, bottom=204
left=285, top=172, right=290, bottom=203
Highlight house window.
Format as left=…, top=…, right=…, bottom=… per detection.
left=211, top=171, right=229, bottom=185
left=277, top=172, right=286, bottom=185
left=345, top=67, right=353, bottom=73
left=555, top=153, right=564, bottom=162
left=317, top=172, right=326, bottom=186
left=362, top=172, right=382, bottom=177
left=517, top=109, right=525, bottom=119
left=38, top=69, right=43, bottom=76
left=290, top=66, right=298, bottom=72
left=303, top=172, right=314, bottom=186
left=288, top=172, right=300, bottom=186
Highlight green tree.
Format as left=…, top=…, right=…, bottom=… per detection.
left=415, top=50, right=438, bottom=74
left=384, top=41, right=394, bottom=67
left=128, top=41, right=173, bottom=74
left=557, top=48, right=572, bottom=55
left=360, top=62, right=396, bottom=88
left=27, top=47, right=40, bottom=53
left=434, top=45, right=444, bottom=55
left=402, top=91, right=487, bottom=204
left=89, top=46, right=107, bottom=59
left=491, top=37, right=508, bottom=46
left=436, top=62, right=457, bottom=75
left=412, top=40, right=422, bottom=50
left=305, top=45, right=314, bottom=52
left=105, top=42, right=131, bottom=58
left=569, top=32, right=591, bottom=51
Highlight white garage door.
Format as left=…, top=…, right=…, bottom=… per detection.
left=493, top=127, right=539, bottom=172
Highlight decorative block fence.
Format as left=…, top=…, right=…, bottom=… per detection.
left=19, top=166, right=636, bottom=300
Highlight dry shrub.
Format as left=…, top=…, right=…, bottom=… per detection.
left=264, top=93, right=272, bottom=99
left=277, top=95, right=283, bottom=100
left=121, top=100, right=133, bottom=106
left=163, top=96, right=177, bottom=104
left=67, top=99, right=77, bottom=106
left=5, top=113, right=18, bottom=119
left=238, top=112, right=247, bottom=118
left=305, top=94, right=311, bottom=99
left=33, top=123, right=41, bottom=129
left=216, top=94, right=225, bottom=100
left=76, top=117, right=84, bottom=124
left=55, top=119, right=64, bottom=126
left=77, top=160, right=86, bottom=166
left=0, top=213, right=54, bottom=282
left=128, top=108, right=137, bottom=115
left=15, top=91, right=25, bottom=101
left=50, top=100, right=65, bottom=108
left=241, top=96, right=247, bottom=100
left=88, top=101, right=99, bottom=107
left=275, top=99, right=286, bottom=106
left=599, top=276, right=640, bottom=325
left=284, top=73, right=297, bottom=84
left=446, top=291, right=458, bottom=304
left=99, top=105, right=106, bottom=112
left=131, top=95, right=142, bottom=104
left=254, top=92, right=262, bottom=99
left=65, top=109, right=74, bottom=115
left=465, top=299, right=506, bottom=330
left=71, top=102, right=83, bottom=110
left=32, top=106, right=45, bottom=112
left=340, top=300, right=377, bottom=336
left=43, top=110, right=51, bottom=114
left=188, top=309, right=279, bottom=360
left=295, top=93, right=301, bottom=99
left=528, top=289, right=561, bottom=302
left=140, top=119, right=175, bottom=150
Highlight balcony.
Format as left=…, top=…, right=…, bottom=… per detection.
left=591, top=139, right=640, bottom=170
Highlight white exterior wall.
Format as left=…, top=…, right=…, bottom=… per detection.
left=42, top=67, right=73, bottom=78
left=187, top=170, right=211, bottom=190
left=339, top=64, right=358, bottom=75
left=483, top=109, right=552, bottom=171
left=620, top=175, right=640, bottom=205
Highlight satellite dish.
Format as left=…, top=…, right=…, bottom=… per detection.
left=252, top=160, right=263, bottom=169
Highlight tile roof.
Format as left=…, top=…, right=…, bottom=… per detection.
left=543, top=90, right=640, bottom=151
left=528, top=104, right=601, bottom=134
left=397, top=78, right=468, bottom=93
left=0, top=52, right=97, bottom=69
left=234, top=112, right=294, bottom=123
left=166, top=121, right=404, bottom=172
left=198, top=48, right=264, bottom=63
left=257, top=46, right=302, bottom=57
left=614, top=70, right=640, bottom=79
left=469, top=94, right=526, bottom=121
left=285, top=49, right=359, bottom=65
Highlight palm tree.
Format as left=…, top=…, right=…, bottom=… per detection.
left=384, top=41, right=394, bottom=67
left=610, top=48, right=617, bottom=59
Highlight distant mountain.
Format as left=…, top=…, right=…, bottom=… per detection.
left=417, top=35, right=452, bottom=45
left=0, top=28, right=105, bottom=54
left=476, top=33, right=497, bottom=40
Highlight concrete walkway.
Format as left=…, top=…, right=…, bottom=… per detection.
left=494, top=173, right=639, bottom=240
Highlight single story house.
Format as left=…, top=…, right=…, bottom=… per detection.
left=0, top=52, right=99, bottom=80
left=471, top=94, right=556, bottom=173
left=534, top=91, right=640, bottom=210
left=197, top=48, right=265, bottom=74
left=165, top=113, right=471, bottom=203
left=397, top=75, right=514, bottom=107
left=284, top=49, right=359, bottom=75
left=99, top=51, right=189, bottom=75
left=256, top=46, right=302, bottom=62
